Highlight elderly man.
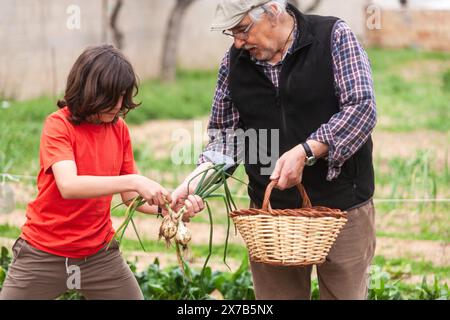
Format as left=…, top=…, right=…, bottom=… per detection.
left=172, top=0, right=377, bottom=300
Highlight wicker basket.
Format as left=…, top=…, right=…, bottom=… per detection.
left=230, top=181, right=348, bottom=266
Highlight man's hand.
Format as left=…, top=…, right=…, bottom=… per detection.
left=171, top=183, right=205, bottom=222
left=171, top=162, right=214, bottom=221
left=270, top=144, right=306, bottom=190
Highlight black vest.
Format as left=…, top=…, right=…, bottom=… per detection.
left=229, top=5, right=375, bottom=210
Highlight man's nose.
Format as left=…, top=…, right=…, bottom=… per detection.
left=234, top=38, right=246, bottom=49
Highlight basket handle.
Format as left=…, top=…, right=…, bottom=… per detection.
left=262, top=180, right=312, bottom=211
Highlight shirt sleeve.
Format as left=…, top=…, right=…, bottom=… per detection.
left=198, top=50, right=243, bottom=165
left=120, top=121, right=138, bottom=175
left=40, top=114, right=75, bottom=174
left=308, top=20, right=377, bottom=181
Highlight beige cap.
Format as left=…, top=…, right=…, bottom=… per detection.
left=210, top=0, right=271, bottom=31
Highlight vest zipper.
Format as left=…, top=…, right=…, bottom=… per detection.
left=275, top=87, right=288, bottom=142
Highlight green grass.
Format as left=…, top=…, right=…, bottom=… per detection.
left=372, top=149, right=449, bottom=242
left=0, top=70, right=218, bottom=175
left=132, top=144, right=196, bottom=190
left=0, top=224, right=21, bottom=239
left=376, top=230, right=449, bottom=243
left=443, top=69, right=450, bottom=92
left=374, top=150, right=449, bottom=199
left=373, top=255, right=450, bottom=281
left=120, top=238, right=246, bottom=261
left=125, top=70, right=217, bottom=123
left=0, top=70, right=217, bottom=125
left=2, top=48, right=449, bottom=175
left=368, top=48, right=450, bottom=132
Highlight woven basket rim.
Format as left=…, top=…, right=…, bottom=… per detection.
left=230, top=206, right=347, bottom=219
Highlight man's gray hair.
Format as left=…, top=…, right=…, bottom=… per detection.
left=248, top=0, right=288, bottom=22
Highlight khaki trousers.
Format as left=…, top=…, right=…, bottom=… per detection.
left=250, top=200, right=376, bottom=300
left=0, top=238, right=143, bottom=300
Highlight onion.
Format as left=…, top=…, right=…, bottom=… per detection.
left=159, top=215, right=177, bottom=246
left=175, top=220, right=192, bottom=246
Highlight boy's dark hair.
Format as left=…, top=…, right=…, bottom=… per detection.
left=57, top=45, right=140, bottom=124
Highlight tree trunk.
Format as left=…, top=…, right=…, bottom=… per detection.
left=101, top=0, right=108, bottom=43
left=160, top=0, right=196, bottom=82
left=110, top=0, right=124, bottom=49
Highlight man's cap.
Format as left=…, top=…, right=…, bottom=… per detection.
left=210, top=0, right=271, bottom=31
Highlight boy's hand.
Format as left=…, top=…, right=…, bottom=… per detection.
left=134, top=175, right=171, bottom=207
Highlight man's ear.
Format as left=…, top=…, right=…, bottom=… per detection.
left=266, top=4, right=281, bottom=26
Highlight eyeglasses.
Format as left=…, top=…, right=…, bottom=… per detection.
left=222, top=21, right=255, bottom=40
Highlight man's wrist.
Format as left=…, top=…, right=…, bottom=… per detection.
left=305, top=140, right=329, bottom=159
left=301, top=142, right=317, bottom=166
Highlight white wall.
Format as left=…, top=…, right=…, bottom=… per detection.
left=0, top=0, right=367, bottom=100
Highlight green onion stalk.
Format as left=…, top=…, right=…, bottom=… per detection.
left=109, top=162, right=248, bottom=281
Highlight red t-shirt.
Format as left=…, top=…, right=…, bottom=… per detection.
left=21, top=107, right=137, bottom=258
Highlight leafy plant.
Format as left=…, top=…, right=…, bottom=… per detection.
left=416, top=277, right=449, bottom=300
left=368, top=264, right=449, bottom=300
left=0, top=246, right=448, bottom=300
left=368, top=266, right=404, bottom=300
left=134, top=257, right=216, bottom=300
left=213, top=256, right=255, bottom=300
left=0, top=246, right=11, bottom=289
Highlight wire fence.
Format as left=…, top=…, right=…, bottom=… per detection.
left=1, top=172, right=449, bottom=204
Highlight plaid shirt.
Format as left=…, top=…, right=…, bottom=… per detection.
left=199, top=19, right=377, bottom=181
